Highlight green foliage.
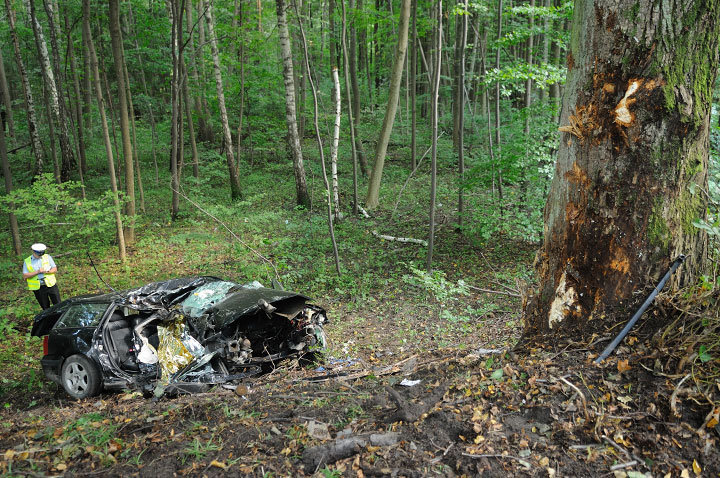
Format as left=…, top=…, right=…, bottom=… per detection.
left=0, top=174, right=121, bottom=252
left=402, top=266, right=469, bottom=303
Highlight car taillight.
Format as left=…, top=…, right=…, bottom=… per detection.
left=43, top=336, right=49, bottom=356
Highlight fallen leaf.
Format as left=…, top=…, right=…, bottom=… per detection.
left=617, top=360, right=631, bottom=373
left=210, top=460, right=228, bottom=470
left=56, top=463, right=67, bottom=471
left=692, top=459, right=702, bottom=474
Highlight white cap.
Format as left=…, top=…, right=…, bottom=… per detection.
left=31, top=243, right=47, bottom=252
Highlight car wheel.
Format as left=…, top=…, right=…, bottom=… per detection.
left=61, top=355, right=101, bottom=400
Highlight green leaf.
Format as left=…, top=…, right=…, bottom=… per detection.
left=698, top=345, right=713, bottom=363
left=490, top=369, right=504, bottom=380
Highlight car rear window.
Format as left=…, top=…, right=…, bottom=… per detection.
left=54, top=303, right=109, bottom=329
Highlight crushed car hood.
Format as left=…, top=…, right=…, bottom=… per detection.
left=31, top=276, right=309, bottom=337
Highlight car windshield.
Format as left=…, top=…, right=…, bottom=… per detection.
left=54, top=303, right=109, bottom=329
left=181, top=281, right=236, bottom=317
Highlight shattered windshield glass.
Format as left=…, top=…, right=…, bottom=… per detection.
left=181, top=281, right=236, bottom=317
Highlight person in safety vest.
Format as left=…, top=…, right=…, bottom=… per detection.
left=22, top=243, right=61, bottom=310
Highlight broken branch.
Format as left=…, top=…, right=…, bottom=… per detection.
left=372, top=230, right=428, bottom=247
left=465, top=284, right=520, bottom=298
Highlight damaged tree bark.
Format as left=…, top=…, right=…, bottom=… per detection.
left=523, top=0, right=720, bottom=333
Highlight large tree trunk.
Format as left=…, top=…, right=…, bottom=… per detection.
left=84, top=0, right=126, bottom=262
left=276, top=0, right=310, bottom=208
left=109, top=0, right=136, bottom=243
left=5, top=0, right=45, bottom=175
left=205, top=0, right=242, bottom=200
left=523, top=0, right=720, bottom=334
left=364, top=0, right=411, bottom=209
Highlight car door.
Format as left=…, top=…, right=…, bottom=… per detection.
left=48, top=303, right=110, bottom=358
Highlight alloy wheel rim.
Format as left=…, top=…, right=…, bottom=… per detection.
left=65, top=362, right=88, bottom=394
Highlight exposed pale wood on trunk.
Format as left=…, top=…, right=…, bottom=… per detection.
left=365, top=0, right=412, bottom=209
left=205, top=0, right=242, bottom=200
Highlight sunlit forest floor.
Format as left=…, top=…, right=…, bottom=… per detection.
left=1, top=139, right=718, bottom=476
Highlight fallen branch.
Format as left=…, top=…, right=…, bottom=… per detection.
left=358, top=206, right=370, bottom=218
left=302, top=432, right=400, bottom=470
left=372, top=230, right=428, bottom=247
left=557, top=376, right=590, bottom=421
left=7, top=142, right=31, bottom=154
left=670, top=373, right=691, bottom=418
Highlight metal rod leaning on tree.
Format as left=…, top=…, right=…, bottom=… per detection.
left=595, top=255, right=686, bottom=364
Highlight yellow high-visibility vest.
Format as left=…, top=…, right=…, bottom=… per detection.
left=25, top=255, right=57, bottom=290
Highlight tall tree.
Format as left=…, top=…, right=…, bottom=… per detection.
left=455, top=1, right=468, bottom=228
left=65, top=12, right=88, bottom=176
left=5, top=0, right=45, bottom=174
left=341, top=0, right=359, bottom=214
left=109, top=0, right=135, bottom=242
left=205, top=0, right=243, bottom=200
left=523, top=0, right=720, bottom=333
left=276, top=0, right=310, bottom=208
left=1, top=115, right=21, bottom=255
left=37, top=0, right=76, bottom=181
left=83, top=0, right=125, bottom=261
left=365, top=0, right=412, bottom=209
left=426, top=0, right=442, bottom=271
left=0, top=50, right=16, bottom=145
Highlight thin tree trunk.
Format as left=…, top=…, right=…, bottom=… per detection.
left=457, top=0, right=467, bottom=229
left=410, top=0, right=417, bottom=170
left=183, top=65, right=200, bottom=179
left=1, top=115, right=21, bottom=255
left=0, top=50, right=16, bottom=146
left=347, top=0, right=368, bottom=177
left=341, top=0, right=359, bottom=215
left=276, top=0, right=310, bottom=207
left=205, top=0, right=242, bottom=200
left=495, top=0, right=504, bottom=214
left=41, top=81, right=60, bottom=183
left=331, top=67, right=341, bottom=220
left=170, top=0, right=181, bottom=219
left=295, top=3, right=342, bottom=275
left=65, top=13, right=88, bottom=177
left=81, top=3, right=92, bottom=132
left=5, top=0, right=45, bottom=175
left=524, top=0, right=535, bottom=133
left=427, top=0, right=442, bottom=271
left=365, top=0, right=411, bottom=209
left=35, top=0, right=75, bottom=182
left=129, top=2, right=160, bottom=184
left=123, top=61, right=145, bottom=214
left=109, top=0, right=135, bottom=242
left=83, top=0, right=125, bottom=262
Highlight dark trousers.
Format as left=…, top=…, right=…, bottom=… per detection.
left=33, top=284, right=61, bottom=310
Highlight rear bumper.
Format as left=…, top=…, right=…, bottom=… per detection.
left=40, top=356, right=62, bottom=385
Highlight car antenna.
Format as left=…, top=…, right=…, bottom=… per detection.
left=87, top=251, right=116, bottom=292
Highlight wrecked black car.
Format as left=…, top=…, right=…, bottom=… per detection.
left=31, top=277, right=328, bottom=399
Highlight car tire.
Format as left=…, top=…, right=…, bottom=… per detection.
left=60, top=355, right=102, bottom=400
